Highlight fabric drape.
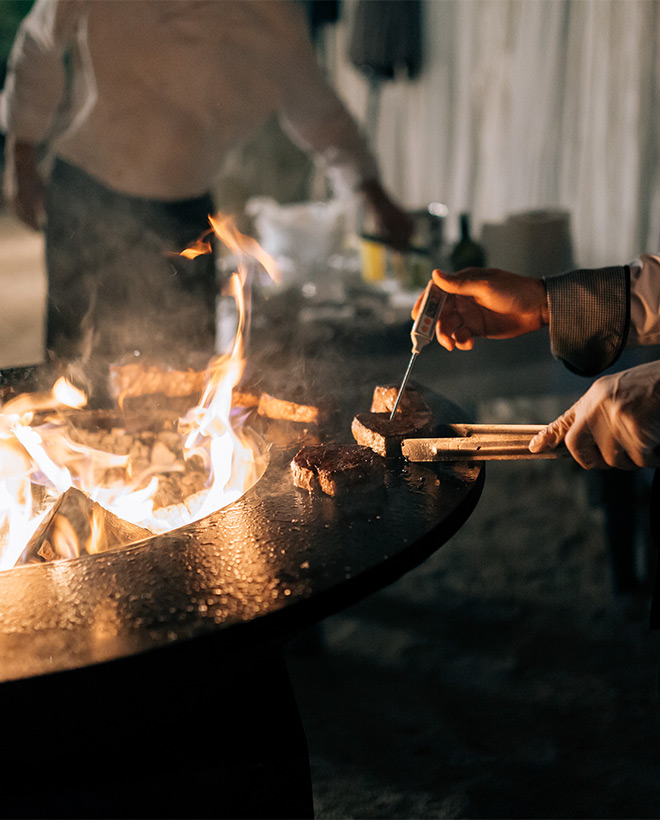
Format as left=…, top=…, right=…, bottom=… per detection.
left=326, top=0, right=660, bottom=267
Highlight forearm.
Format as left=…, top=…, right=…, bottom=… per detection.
left=279, top=98, right=378, bottom=198
left=1, top=0, right=76, bottom=144
left=275, top=4, right=378, bottom=197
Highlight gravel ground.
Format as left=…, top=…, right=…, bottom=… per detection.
left=285, top=456, right=660, bottom=819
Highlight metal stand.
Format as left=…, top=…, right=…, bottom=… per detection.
left=0, top=636, right=313, bottom=819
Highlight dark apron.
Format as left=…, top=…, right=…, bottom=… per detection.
left=45, top=159, right=217, bottom=366
left=649, top=469, right=660, bottom=629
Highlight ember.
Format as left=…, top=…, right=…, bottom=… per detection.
left=0, top=213, right=279, bottom=570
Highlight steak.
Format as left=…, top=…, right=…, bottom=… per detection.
left=352, top=411, right=434, bottom=458
left=370, top=384, right=431, bottom=418
left=291, top=444, right=385, bottom=497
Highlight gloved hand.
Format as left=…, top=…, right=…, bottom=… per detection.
left=529, top=360, right=660, bottom=469
left=423, top=267, right=549, bottom=350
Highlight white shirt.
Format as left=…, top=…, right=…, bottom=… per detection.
left=630, top=254, right=660, bottom=347
left=1, top=0, right=379, bottom=200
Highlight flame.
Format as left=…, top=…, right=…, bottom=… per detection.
left=208, top=213, right=280, bottom=287
left=179, top=231, right=213, bottom=260
left=0, top=213, right=279, bottom=569
left=0, top=378, right=88, bottom=570
left=85, top=506, right=105, bottom=555
left=1, top=376, right=86, bottom=421
left=175, top=214, right=279, bottom=524
left=50, top=515, right=79, bottom=561
left=52, top=377, right=87, bottom=408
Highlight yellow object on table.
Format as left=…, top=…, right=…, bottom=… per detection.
left=360, top=238, right=387, bottom=283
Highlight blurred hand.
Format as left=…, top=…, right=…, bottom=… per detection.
left=420, top=267, right=549, bottom=351
left=3, top=137, right=45, bottom=231
left=529, top=361, right=660, bottom=469
left=360, top=179, right=414, bottom=252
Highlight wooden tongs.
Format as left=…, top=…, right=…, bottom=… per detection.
left=401, top=423, right=570, bottom=462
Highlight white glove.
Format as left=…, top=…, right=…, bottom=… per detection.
left=529, top=360, right=660, bottom=469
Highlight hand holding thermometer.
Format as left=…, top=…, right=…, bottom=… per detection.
left=389, top=282, right=447, bottom=420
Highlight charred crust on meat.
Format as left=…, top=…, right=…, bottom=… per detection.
left=291, top=444, right=385, bottom=497
left=352, top=411, right=433, bottom=458
left=370, top=384, right=431, bottom=417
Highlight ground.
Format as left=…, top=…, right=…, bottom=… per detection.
left=286, top=457, right=660, bottom=819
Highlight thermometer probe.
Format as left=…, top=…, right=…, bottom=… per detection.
left=389, top=282, right=447, bottom=420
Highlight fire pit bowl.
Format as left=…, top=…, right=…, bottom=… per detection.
left=0, top=389, right=483, bottom=683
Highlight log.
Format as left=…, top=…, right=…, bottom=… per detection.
left=257, top=390, right=337, bottom=427
left=21, top=487, right=153, bottom=564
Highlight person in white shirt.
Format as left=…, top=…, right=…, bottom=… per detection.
left=1, top=0, right=413, bottom=366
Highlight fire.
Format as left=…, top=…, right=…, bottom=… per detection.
left=86, top=506, right=105, bottom=555
left=176, top=214, right=279, bottom=523
left=178, top=231, right=213, bottom=260
left=0, top=214, right=279, bottom=569
left=0, top=377, right=89, bottom=569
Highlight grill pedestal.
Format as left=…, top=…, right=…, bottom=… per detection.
left=1, top=635, right=312, bottom=819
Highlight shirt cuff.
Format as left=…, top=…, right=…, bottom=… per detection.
left=544, top=265, right=630, bottom=376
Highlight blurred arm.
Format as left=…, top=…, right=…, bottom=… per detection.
left=1, top=0, right=82, bottom=228
left=628, top=254, right=660, bottom=346
left=274, top=2, right=412, bottom=249
left=1, top=0, right=81, bottom=144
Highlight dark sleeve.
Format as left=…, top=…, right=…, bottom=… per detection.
left=543, top=265, right=631, bottom=377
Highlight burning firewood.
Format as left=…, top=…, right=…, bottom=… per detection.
left=20, top=488, right=153, bottom=565
left=107, top=362, right=261, bottom=417
left=108, top=363, right=207, bottom=403
left=231, top=385, right=261, bottom=409
left=257, top=390, right=337, bottom=427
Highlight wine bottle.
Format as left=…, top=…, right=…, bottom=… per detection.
left=449, top=212, right=486, bottom=272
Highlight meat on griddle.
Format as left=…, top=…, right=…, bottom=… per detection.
left=352, top=411, right=433, bottom=458
left=291, top=444, right=385, bottom=497
left=370, top=384, right=431, bottom=418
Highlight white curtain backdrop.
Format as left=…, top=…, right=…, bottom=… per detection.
left=322, top=0, right=660, bottom=268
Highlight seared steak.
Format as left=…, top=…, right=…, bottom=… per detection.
left=352, top=411, right=433, bottom=458
left=291, top=444, right=385, bottom=496
left=370, top=384, right=431, bottom=418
